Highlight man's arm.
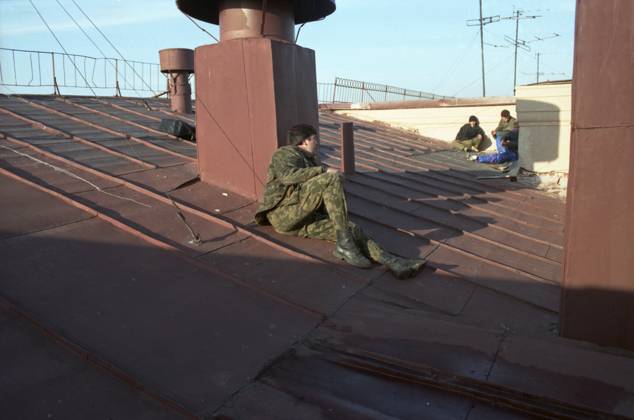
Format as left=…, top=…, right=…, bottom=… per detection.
left=272, top=151, right=324, bottom=185
left=455, top=124, right=468, bottom=140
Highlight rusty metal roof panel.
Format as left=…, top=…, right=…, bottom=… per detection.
left=2, top=94, right=633, bottom=419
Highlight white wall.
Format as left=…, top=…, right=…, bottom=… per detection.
left=516, top=83, right=572, bottom=173
left=336, top=103, right=516, bottom=151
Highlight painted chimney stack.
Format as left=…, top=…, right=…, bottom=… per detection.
left=176, top=0, right=336, bottom=199
left=159, top=48, right=194, bottom=114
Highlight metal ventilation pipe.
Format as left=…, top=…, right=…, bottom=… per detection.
left=159, top=48, right=194, bottom=114
left=219, top=0, right=295, bottom=42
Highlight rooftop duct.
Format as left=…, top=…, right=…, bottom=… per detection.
left=159, top=48, right=194, bottom=114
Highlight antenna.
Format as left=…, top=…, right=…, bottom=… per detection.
left=501, top=9, right=541, bottom=94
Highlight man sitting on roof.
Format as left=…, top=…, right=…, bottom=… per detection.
left=491, top=109, right=518, bottom=153
left=452, top=115, right=486, bottom=152
left=254, top=124, right=426, bottom=279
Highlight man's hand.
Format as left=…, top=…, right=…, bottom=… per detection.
left=502, top=139, right=510, bottom=146
left=491, top=130, right=497, bottom=136
left=326, top=167, right=340, bottom=174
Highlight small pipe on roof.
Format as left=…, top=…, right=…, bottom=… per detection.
left=340, top=122, right=355, bottom=175
left=159, top=48, right=194, bottom=114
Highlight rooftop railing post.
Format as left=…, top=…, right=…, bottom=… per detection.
left=331, top=78, right=337, bottom=103
left=114, top=59, right=121, bottom=96
left=51, top=53, right=60, bottom=95
left=340, top=121, right=355, bottom=175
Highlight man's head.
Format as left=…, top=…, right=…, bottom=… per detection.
left=288, top=124, right=318, bottom=155
left=501, top=109, right=512, bottom=121
left=468, top=115, right=479, bottom=127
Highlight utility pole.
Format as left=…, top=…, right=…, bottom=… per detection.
left=536, top=52, right=540, bottom=83
left=466, top=3, right=500, bottom=98
left=478, top=0, right=485, bottom=97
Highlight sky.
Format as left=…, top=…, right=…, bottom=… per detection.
left=0, top=0, right=577, bottom=98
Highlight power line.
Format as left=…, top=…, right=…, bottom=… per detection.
left=184, top=14, right=219, bottom=42
left=28, top=0, right=97, bottom=96
left=70, top=0, right=156, bottom=94
left=431, top=31, right=480, bottom=94
left=54, top=0, right=140, bottom=96
left=452, top=53, right=509, bottom=97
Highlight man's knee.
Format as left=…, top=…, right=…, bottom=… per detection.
left=314, top=171, right=343, bottom=188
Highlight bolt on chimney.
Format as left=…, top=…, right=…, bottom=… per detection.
left=159, top=48, right=194, bottom=114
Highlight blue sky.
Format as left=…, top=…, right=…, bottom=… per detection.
left=0, top=0, right=576, bottom=98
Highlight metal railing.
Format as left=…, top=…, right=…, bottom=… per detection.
left=0, top=47, right=164, bottom=96
left=318, top=77, right=453, bottom=104
left=1, top=49, right=449, bottom=103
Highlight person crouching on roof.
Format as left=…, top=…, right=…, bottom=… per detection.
left=254, top=124, right=426, bottom=279
left=452, top=115, right=486, bottom=152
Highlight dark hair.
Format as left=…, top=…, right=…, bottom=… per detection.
left=501, top=109, right=511, bottom=118
left=468, top=115, right=479, bottom=125
left=288, top=124, right=317, bottom=146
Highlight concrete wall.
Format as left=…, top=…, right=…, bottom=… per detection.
left=516, top=82, right=572, bottom=173
left=335, top=101, right=515, bottom=152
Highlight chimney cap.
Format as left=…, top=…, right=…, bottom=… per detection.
left=176, top=0, right=336, bottom=25
left=159, top=48, right=194, bottom=73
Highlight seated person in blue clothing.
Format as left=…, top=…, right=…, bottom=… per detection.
left=470, top=127, right=519, bottom=164
left=491, top=109, right=518, bottom=153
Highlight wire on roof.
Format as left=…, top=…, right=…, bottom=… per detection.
left=28, top=0, right=97, bottom=96
left=0, top=143, right=151, bottom=208
left=70, top=0, right=157, bottom=94
left=54, top=0, right=142, bottom=97
left=183, top=14, right=219, bottom=42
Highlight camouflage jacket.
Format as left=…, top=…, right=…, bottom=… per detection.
left=254, top=145, right=324, bottom=225
left=494, top=116, right=519, bottom=135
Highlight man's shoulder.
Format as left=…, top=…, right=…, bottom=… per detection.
left=273, top=145, right=302, bottom=158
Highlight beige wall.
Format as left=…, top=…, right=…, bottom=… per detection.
left=516, top=83, right=572, bottom=173
left=335, top=83, right=572, bottom=174
left=336, top=103, right=515, bottom=151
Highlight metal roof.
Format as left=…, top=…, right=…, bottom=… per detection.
left=1, top=94, right=633, bottom=419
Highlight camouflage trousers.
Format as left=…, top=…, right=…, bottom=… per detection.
left=266, top=172, right=390, bottom=263
left=452, top=136, right=482, bottom=151
left=267, top=172, right=348, bottom=239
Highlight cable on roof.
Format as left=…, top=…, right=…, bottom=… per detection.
left=54, top=0, right=142, bottom=97
left=70, top=0, right=157, bottom=94
left=0, top=142, right=151, bottom=208
left=28, top=0, right=97, bottom=96
left=183, top=14, right=219, bottom=42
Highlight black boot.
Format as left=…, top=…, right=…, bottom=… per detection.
left=333, top=228, right=373, bottom=269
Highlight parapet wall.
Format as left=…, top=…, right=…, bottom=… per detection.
left=331, top=84, right=572, bottom=174
left=332, top=97, right=516, bottom=152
